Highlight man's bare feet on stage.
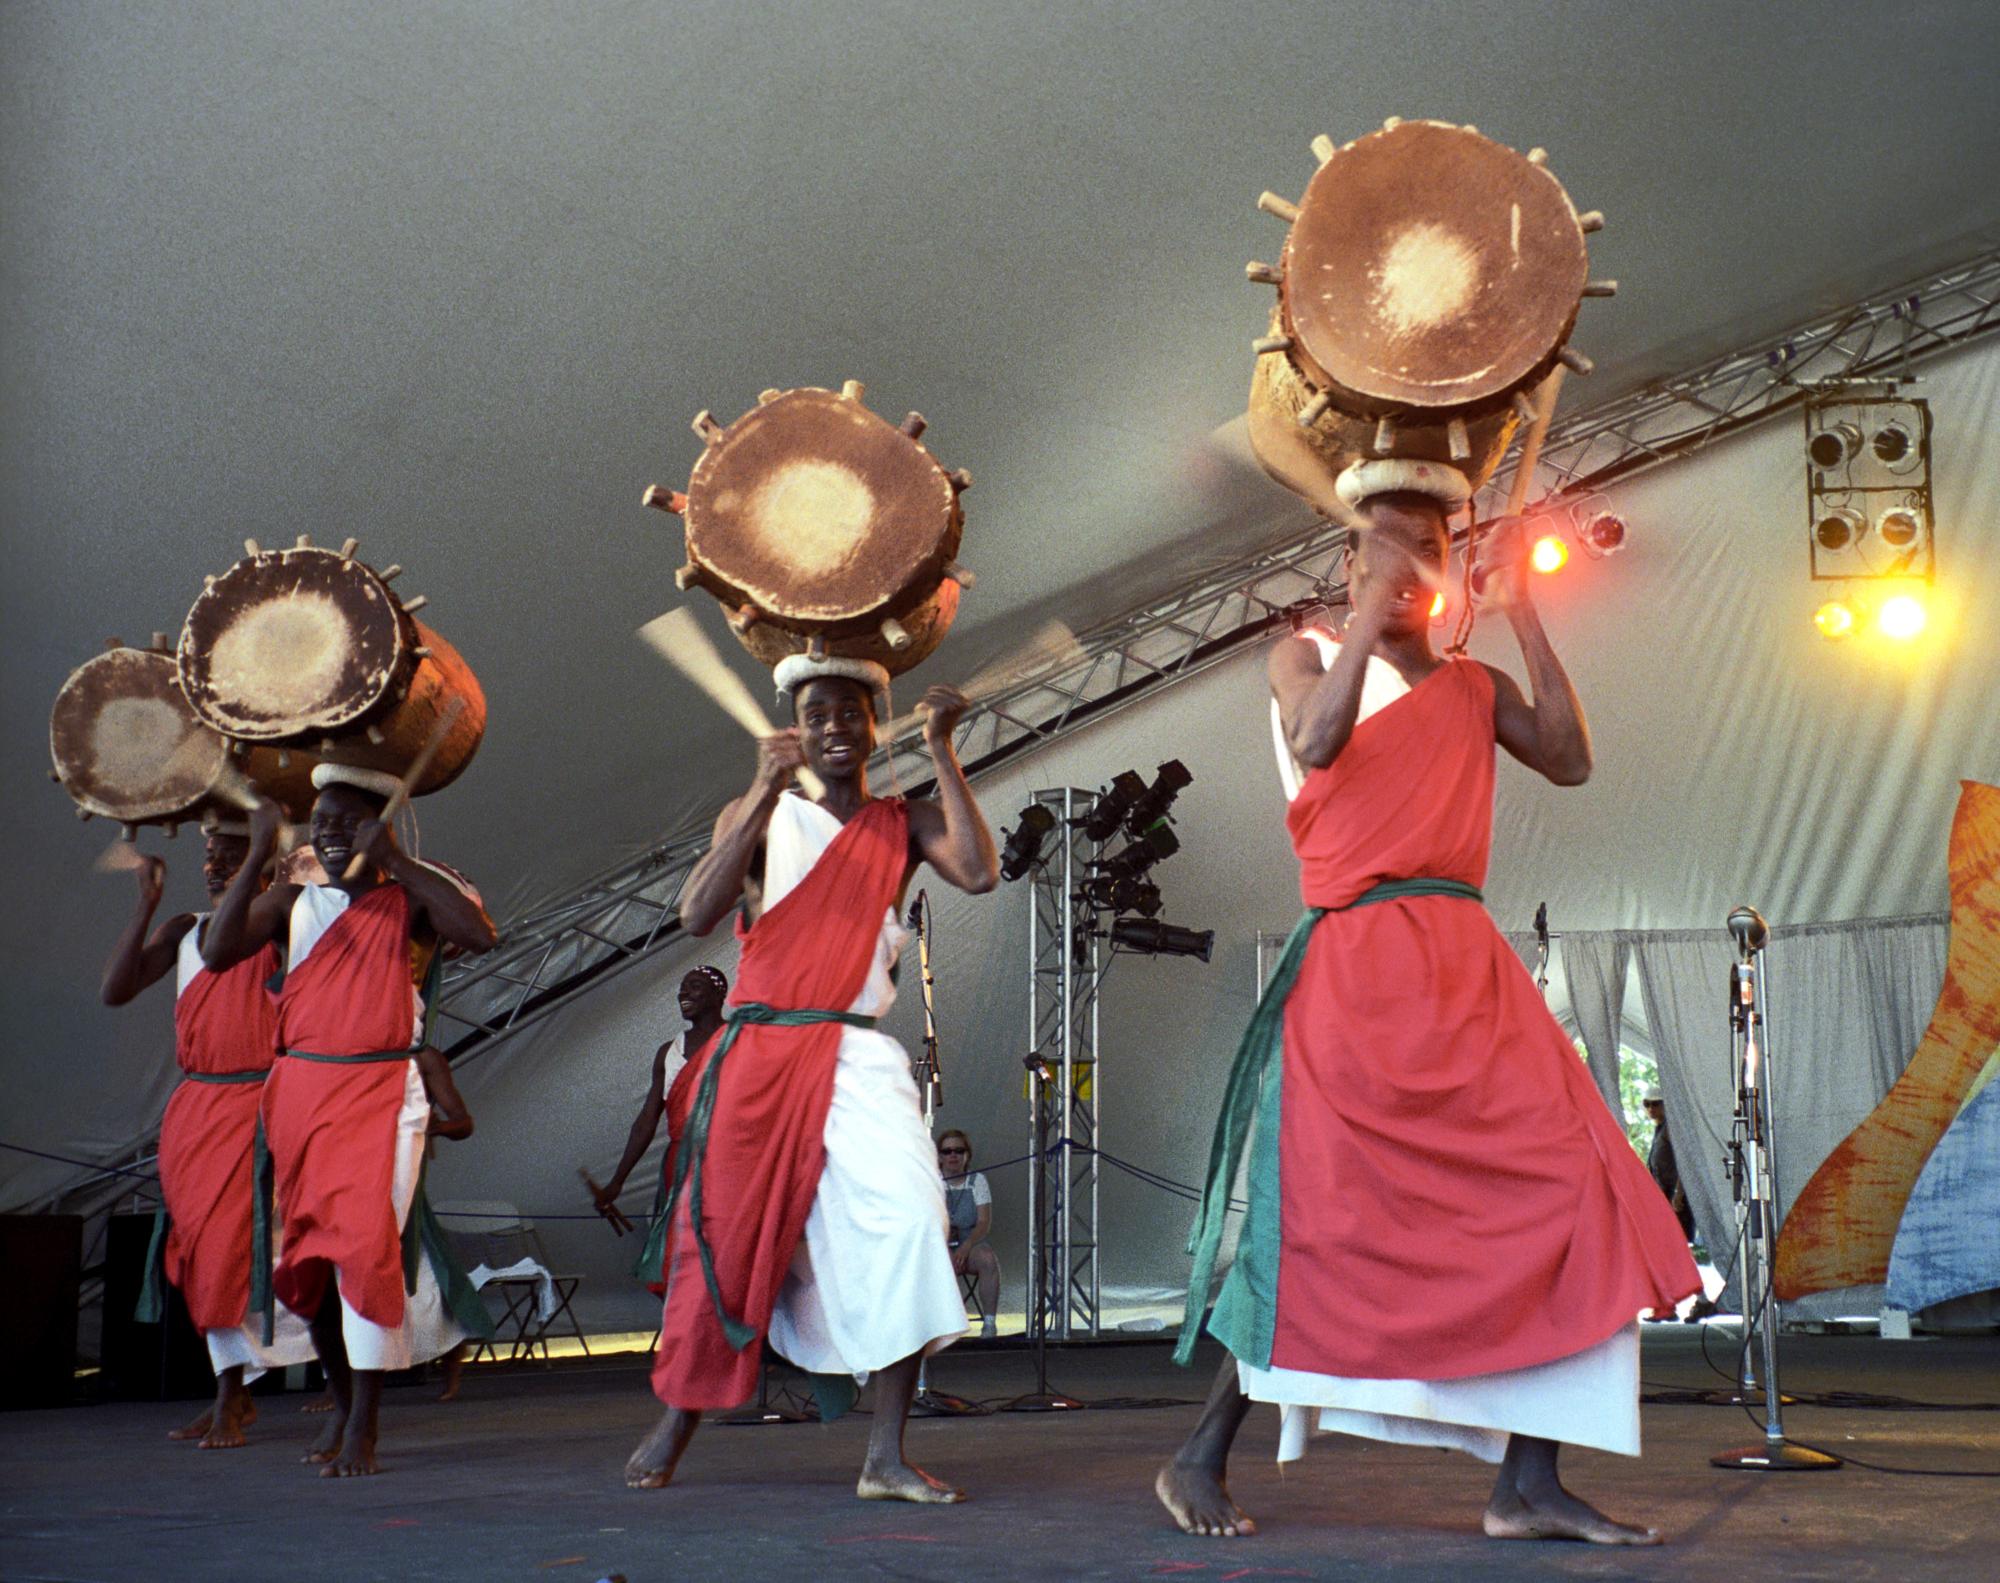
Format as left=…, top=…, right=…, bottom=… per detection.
left=1482, top=1485, right=1661, bottom=1546
left=856, top=1457, right=963, bottom=1503
left=166, top=1406, right=214, bottom=1442
left=437, top=1343, right=466, bottom=1402
left=302, top=1412, right=346, bottom=1465
left=1154, top=1460, right=1256, bottom=1537
left=197, top=1392, right=257, bottom=1450
left=624, top=1408, right=699, bottom=1489
left=300, top=1390, right=335, bottom=1413
left=320, top=1432, right=380, bottom=1478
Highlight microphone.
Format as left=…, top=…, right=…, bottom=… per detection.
left=1533, top=902, right=1549, bottom=946
left=906, top=888, right=927, bottom=931
left=1727, top=905, right=1769, bottom=957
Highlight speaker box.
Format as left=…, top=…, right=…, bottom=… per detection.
left=100, top=1211, right=214, bottom=1400
left=0, top=1214, right=82, bottom=1410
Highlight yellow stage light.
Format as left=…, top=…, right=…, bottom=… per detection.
left=1878, top=593, right=1928, bottom=641
left=1813, top=600, right=1856, bottom=639
left=1530, top=536, right=1569, bottom=574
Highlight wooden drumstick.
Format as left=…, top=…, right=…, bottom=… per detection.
left=635, top=611, right=826, bottom=799
left=1504, top=367, right=1566, bottom=519
left=341, top=698, right=467, bottom=880
left=579, top=1169, right=635, bottom=1236
left=94, top=840, right=147, bottom=873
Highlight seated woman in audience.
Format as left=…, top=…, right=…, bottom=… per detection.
left=937, top=1130, right=999, bottom=1338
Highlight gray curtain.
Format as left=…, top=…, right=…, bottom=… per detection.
left=1630, top=913, right=1948, bottom=1318
left=1560, top=931, right=1630, bottom=1123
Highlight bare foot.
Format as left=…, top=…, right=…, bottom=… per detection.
left=320, top=1433, right=380, bottom=1478
left=1155, top=1460, right=1256, bottom=1537
left=1483, top=1485, right=1661, bottom=1546
left=198, top=1395, right=258, bottom=1450
left=856, top=1459, right=964, bottom=1504
left=300, top=1391, right=334, bottom=1414
left=624, top=1408, right=698, bottom=1489
left=167, top=1407, right=214, bottom=1442
left=302, top=1412, right=346, bottom=1465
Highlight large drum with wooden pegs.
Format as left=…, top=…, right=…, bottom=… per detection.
left=49, top=642, right=316, bottom=835
left=177, top=540, right=485, bottom=794
left=1244, top=119, right=1611, bottom=521
left=645, top=382, right=972, bottom=675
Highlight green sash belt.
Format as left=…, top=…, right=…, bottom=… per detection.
left=136, top=1070, right=274, bottom=1324
left=1172, top=877, right=1482, bottom=1367
left=663, top=1001, right=876, bottom=1417
left=282, top=1048, right=414, bottom=1063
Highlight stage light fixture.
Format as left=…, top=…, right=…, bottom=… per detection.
left=1877, top=506, right=1922, bottom=549
left=1808, top=421, right=1863, bottom=470
left=1109, top=918, right=1215, bottom=963
left=1813, top=599, right=1856, bottom=640
left=999, top=804, right=1057, bottom=882
left=1577, top=512, right=1628, bottom=558
left=1878, top=593, right=1927, bottom=641
left=1870, top=421, right=1920, bottom=473
left=1813, top=507, right=1864, bottom=552
left=1076, top=770, right=1147, bottom=843
left=1082, top=874, right=1163, bottom=917
left=1429, top=591, right=1446, bottom=619
left=1123, top=759, right=1193, bottom=838
left=1087, top=822, right=1180, bottom=885
left=1530, top=535, right=1569, bottom=574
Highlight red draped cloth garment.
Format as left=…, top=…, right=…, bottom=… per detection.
left=1217, top=658, right=1697, bottom=1381
left=263, top=884, right=418, bottom=1329
left=650, top=798, right=910, bottom=1410
left=156, top=938, right=283, bottom=1332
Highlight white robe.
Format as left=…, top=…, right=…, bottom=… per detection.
left=759, top=795, right=969, bottom=1378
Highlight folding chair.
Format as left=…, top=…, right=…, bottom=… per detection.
left=432, top=1199, right=589, bottom=1365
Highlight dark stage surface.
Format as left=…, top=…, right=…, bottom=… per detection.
left=3, top=1330, right=1996, bottom=1582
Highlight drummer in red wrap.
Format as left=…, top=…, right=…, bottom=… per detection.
left=1156, top=494, right=1697, bottom=1546
left=625, top=672, right=998, bottom=1503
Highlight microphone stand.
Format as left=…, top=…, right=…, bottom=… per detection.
left=1710, top=906, right=1840, bottom=1472
left=908, top=889, right=943, bottom=1128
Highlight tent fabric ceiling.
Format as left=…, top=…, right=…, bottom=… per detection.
left=5, top=3, right=2000, bottom=1213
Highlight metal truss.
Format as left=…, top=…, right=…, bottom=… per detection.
left=1023, top=790, right=1107, bottom=1340
left=431, top=244, right=2000, bottom=1063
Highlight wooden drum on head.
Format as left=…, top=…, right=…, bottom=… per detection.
left=1244, top=119, right=1612, bottom=521
left=645, top=383, right=972, bottom=675
left=49, top=642, right=314, bottom=835
left=177, top=540, right=485, bottom=794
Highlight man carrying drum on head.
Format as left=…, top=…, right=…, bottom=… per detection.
left=1156, top=467, right=1698, bottom=1546
left=202, top=765, right=498, bottom=1477
left=99, top=819, right=318, bottom=1449
left=624, top=656, right=998, bottom=1503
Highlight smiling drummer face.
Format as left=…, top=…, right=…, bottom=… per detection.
left=794, top=678, right=877, bottom=778
left=308, top=783, right=387, bottom=878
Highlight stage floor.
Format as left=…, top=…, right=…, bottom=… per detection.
left=2, top=1328, right=1995, bottom=1582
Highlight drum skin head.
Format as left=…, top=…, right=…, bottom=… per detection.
left=49, top=647, right=228, bottom=821
left=1284, top=121, right=1588, bottom=410
left=685, top=388, right=959, bottom=625
left=179, top=545, right=406, bottom=740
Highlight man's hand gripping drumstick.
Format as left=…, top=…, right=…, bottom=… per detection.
left=636, top=610, right=826, bottom=799
left=341, top=698, right=468, bottom=881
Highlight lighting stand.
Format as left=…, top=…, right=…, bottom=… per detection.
left=1002, top=1052, right=1082, bottom=1413
left=1710, top=914, right=1840, bottom=1472
left=718, top=1352, right=816, bottom=1426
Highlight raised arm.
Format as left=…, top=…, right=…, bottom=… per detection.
left=100, top=855, right=196, bottom=1005
left=352, top=823, right=498, bottom=955
left=678, top=733, right=801, bottom=936
left=907, top=685, right=998, bottom=895
left=1477, top=520, right=1592, bottom=787
left=201, top=800, right=296, bottom=971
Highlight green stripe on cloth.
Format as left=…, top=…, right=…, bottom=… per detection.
left=1173, top=877, right=1482, bottom=1367
left=135, top=1208, right=170, bottom=1325
left=282, top=1048, right=414, bottom=1063
left=665, top=1003, right=876, bottom=1368
left=252, top=1111, right=276, bottom=1344
left=403, top=1172, right=496, bottom=1342
left=180, top=1068, right=269, bottom=1085
left=632, top=1175, right=669, bottom=1287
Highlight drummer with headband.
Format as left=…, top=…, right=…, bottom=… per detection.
left=1158, top=465, right=1697, bottom=1546
left=203, top=764, right=497, bottom=1477
left=625, top=656, right=998, bottom=1503
left=99, top=815, right=317, bottom=1449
